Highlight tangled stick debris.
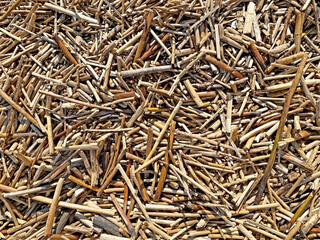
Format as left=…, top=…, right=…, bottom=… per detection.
left=0, top=0, right=320, bottom=239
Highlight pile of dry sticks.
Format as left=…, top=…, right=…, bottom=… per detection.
left=0, top=0, right=320, bottom=239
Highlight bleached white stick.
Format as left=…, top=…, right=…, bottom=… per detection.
left=44, top=3, right=99, bottom=24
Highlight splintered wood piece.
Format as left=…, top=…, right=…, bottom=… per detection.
left=243, top=2, right=256, bottom=34
left=45, top=178, right=64, bottom=237
left=301, top=210, right=320, bottom=235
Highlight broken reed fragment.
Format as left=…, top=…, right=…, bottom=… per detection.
left=140, top=33, right=171, bottom=61
left=43, top=3, right=98, bottom=24
left=204, top=54, right=244, bottom=79
left=249, top=42, right=266, bottom=70
left=294, top=11, right=303, bottom=54
left=45, top=178, right=64, bottom=238
left=264, top=51, right=303, bottom=74
left=243, top=2, right=256, bottom=34
left=53, top=33, right=78, bottom=65
left=280, top=7, right=294, bottom=44
left=0, top=0, right=23, bottom=21
left=118, top=65, right=171, bottom=77
left=168, top=51, right=205, bottom=96
left=134, top=11, right=152, bottom=63
left=143, top=100, right=183, bottom=165
left=184, top=80, right=205, bottom=107
left=0, top=88, right=40, bottom=129
left=154, top=121, right=175, bottom=201
left=289, top=190, right=315, bottom=228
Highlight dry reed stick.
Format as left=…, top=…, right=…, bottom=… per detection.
left=255, top=53, right=308, bottom=204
